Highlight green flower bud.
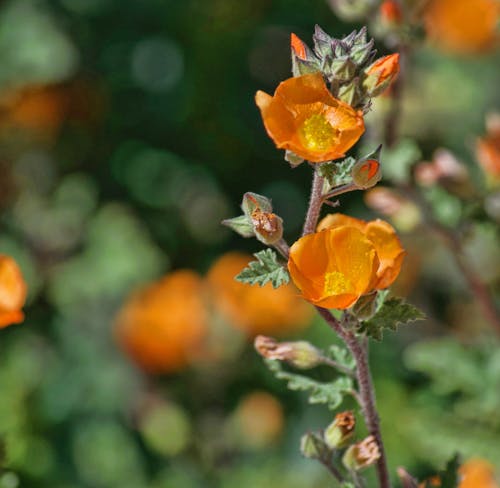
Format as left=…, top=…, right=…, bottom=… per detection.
left=342, top=435, right=380, bottom=471
left=324, top=411, right=356, bottom=448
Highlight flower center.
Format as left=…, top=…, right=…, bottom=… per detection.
left=299, top=113, right=336, bottom=152
left=323, top=271, right=354, bottom=296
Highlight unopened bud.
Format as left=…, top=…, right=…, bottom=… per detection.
left=300, top=432, right=324, bottom=459
left=363, top=53, right=400, bottom=97
left=285, top=150, right=305, bottom=167
left=251, top=208, right=284, bottom=245
left=352, top=159, right=382, bottom=189
left=342, top=435, right=381, bottom=471
left=324, top=411, right=355, bottom=448
left=254, top=335, right=323, bottom=369
left=290, top=33, right=320, bottom=77
left=291, top=33, right=308, bottom=60
left=241, top=192, right=273, bottom=216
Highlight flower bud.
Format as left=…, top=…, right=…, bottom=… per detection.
left=342, top=435, right=381, bottom=471
left=285, top=150, right=304, bottom=167
left=352, top=159, right=382, bottom=189
left=300, top=432, right=324, bottom=459
left=254, top=335, right=323, bottom=369
left=251, top=208, right=284, bottom=245
left=290, top=33, right=321, bottom=77
left=363, top=53, right=400, bottom=97
left=241, top=192, right=273, bottom=216
left=351, top=290, right=379, bottom=320
left=324, top=411, right=355, bottom=448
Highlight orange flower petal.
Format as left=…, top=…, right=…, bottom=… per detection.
left=288, top=227, right=379, bottom=309
left=317, top=213, right=366, bottom=232
left=256, top=73, right=364, bottom=163
left=364, top=220, right=405, bottom=289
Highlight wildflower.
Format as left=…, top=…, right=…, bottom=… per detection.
left=288, top=226, right=379, bottom=309
left=459, top=459, right=500, bottom=488
left=207, top=252, right=312, bottom=336
left=363, top=53, right=400, bottom=96
left=422, top=0, right=499, bottom=54
left=114, top=270, right=208, bottom=374
left=317, top=213, right=405, bottom=290
left=255, top=73, right=365, bottom=163
left=351, top=158, right=382, bottom=189
left=0, top=255, right=27, bottom=328
left=342, top=435, right=381, bottom=470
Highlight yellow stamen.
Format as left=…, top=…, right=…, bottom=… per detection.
left=299, top=113, right=336, bottom=152
left=324, top=271, right=354, bottom=296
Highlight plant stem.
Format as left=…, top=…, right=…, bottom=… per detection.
left=316, top=307, right=392, bottom=488
left=319, top=457, right=345, bottom=484
left=323, top=183, right=359, bottom=202
left=303, top=168, right=325, bottom=235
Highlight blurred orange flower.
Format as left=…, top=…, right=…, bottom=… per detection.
left=0, top=255, right=27, bottom=328
left=380, top=0, right=403, bottom=23
left=318, top=213, right=405, bottom=289
left=255, top=73, right=365, bottom=163
left=422, top=0, right=499, bottom=54
left=419, top=459, right=499, bottom=488
left=207, top=252, right=312, bottom=337
left=459, top=459, right=499, bottom=488
left=114, top=270, right=208, bottom=374
left=231, top=391, right=284, bottom=449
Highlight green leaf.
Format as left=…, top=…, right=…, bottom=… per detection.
left=359, top=297, right=425, bottom=341
left=221, top=215, right=254, bottom=238
left=318, top=157, right=356, bottom=189
left=265, top=359, right=353, bottom=410
left=435, top=453, right=461, bottom=488
left=326, top=345, right=355, bottom=371
left=382, top=138, right=421, bottom=184
left=235, top=249, right=289, bottom=288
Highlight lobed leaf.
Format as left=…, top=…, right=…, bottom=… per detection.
left=265, top=359, right=353, bottom=410
left=358, top=296, right=425, bottom=341
left=235, top=249, right=289, bottom=288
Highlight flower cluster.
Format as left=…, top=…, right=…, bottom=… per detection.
left=0, top=255, right=27, bottom=328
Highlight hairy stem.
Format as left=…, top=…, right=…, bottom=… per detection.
left=303, top=168, right=325, bottom=235
left=316, top=307, right=392, bottom=488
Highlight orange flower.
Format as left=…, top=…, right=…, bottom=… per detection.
left=288, top=214, right=404, bottom=309
left=207, top=252, right=312, bottom=337
left=459, top=459, right=499, bottom=488
left=288, top=226, right=379, bottom=309
left=255, top=73, right=365, bottom=163
left=423, top=0, right=499, bottom=54
left=0, top=255, right=27, bottom=328
left=318, top=213, right=405, bottom=289
left=114, top=270, right=208, bottom=374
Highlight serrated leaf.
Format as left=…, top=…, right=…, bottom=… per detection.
left=359, top=297, right=425, bottom=341
left=221, top=215, right=254, bottom=237
left=235, top=249, right=289, bottom=289
left=265, top=359, right=353, bottom=410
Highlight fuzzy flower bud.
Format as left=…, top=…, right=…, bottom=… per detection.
left=300, top=432, right=324, bottom=459
left=342, top=435, right=381, bottom=471
left=254, top=335, right=323, bottom=369
left=352, top=159, right=382, bottom=189
left=363, top=53, right=400, bottom=97
left=324, top=411, right=356, bottom=448
left=251, top=208, right=284, bottom=245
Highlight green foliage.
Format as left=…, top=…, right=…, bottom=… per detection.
left=382, top=139, right=421, bottom=184
left=423, top=187, right=462, bottom=228
left=235, top=249, right=289, bottom=288
left=318, top=157, right=356, bottom=189
left=439, top=454, right=461, bottom=488
left=265, top=360, right=353, bottom=410
left=358, top=297, right=425, bottom=341
left=326, top=345, right=356, bottom=371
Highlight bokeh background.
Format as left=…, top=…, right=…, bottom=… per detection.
left=0, top=0, right=499, bottom=486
